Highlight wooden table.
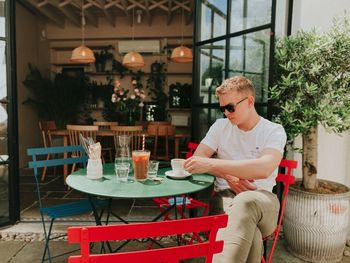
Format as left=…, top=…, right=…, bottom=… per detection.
left=50, top=129, right=190, bottom=176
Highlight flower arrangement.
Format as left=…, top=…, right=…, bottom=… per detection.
left=111, top=78, right=145, bottom=114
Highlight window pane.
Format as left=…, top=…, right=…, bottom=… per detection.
left=198, top=40, right=225, bottom=104
left=0, top=0, right=4, bottom=37
left=228, top=29, right=270, bottom=103
left=275, top=0, right=288, bottom=37
left=199, top=0, right=227, bottom=41
left=0, top=41, right=6, bottom=100
left=230, top=0, right=272, bottom=33
left=0, top=38, right=7, bottom=220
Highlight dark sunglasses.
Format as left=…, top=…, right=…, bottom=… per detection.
left=219, top=97, right=248, bottom=113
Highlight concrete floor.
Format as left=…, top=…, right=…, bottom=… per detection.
left=1, top=227, right=350, bottom=263
left=0, top=169, right=348, bottom=262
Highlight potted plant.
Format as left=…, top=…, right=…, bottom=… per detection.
left=94, top=45, right=114, bottom=72
left=269, top=19, right=350, bottom=262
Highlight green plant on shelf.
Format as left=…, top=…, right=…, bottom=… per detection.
left=94, top=45, right=114, bottom=72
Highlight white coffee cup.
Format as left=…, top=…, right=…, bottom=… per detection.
left=171, top=158, right=186, bottom=176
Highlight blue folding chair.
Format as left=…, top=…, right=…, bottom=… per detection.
left=27, top=145, right=108, bottom=263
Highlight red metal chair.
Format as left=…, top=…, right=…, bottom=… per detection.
left=261, top=159, right=297, bottom=263
left=67, top=214, right=228, bottom=263
left=185, top=142, right=199, bottom=159
left=153, top=142, right=210, bottom=243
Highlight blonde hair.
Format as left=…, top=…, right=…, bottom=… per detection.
left=216, top=76, right=255, bottom=97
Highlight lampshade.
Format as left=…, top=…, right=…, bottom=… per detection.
left=122, top=51, right=145, bottom=68
left=170, top=45, right=193, bottom=63
left=71, top=45, right=95, bottom=63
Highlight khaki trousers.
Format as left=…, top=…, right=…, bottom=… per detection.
left=210, top=189, right=279, bottom=263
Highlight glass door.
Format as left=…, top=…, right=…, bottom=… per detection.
left=193, top=0, right=276, bottom=140
left=0, top=0, right=19, bottom=226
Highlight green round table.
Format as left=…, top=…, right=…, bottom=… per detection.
left=66, top=163, right=214, bottom=199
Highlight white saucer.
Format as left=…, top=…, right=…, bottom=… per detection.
left=165, top=170, right=191, bottom=179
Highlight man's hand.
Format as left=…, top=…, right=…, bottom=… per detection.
left=184, top=156, right=213, bottom=174
left=223, top=174, right=257, bottom=194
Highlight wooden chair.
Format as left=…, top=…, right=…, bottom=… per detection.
left=27, top=145, right=108, bottom=263
left=38, top=120, right=57, bottom=181
left=134, top=120, right=148, bottom=130
left=110, top=125, right=143, bottom=151
left=68, top=214, right=228, bottom=263
left=262, top=159, right=297, bottom=263
left=147, top=124, right=176, bottom=160
left=93, top=122, right=119, bottom=162
left=93, top=121, right=118, bottom=129
left=66, top=125, right=98, bottom=174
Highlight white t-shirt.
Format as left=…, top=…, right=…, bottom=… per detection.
left=201, top=117, right=287, bottom=192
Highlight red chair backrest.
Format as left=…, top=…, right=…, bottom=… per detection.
left=262, top=159, right=297, bottom=263
left=185, top=142, right=199, bottom=159
left=68, top=214, right=228, bottom=263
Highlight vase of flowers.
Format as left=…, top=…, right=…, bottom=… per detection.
left=111, top=79, right=145, bottom=125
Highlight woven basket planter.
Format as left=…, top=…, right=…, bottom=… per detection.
left=284, top=179, right=350, bottom=263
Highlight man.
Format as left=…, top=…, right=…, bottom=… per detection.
left=184, top=76, right=286, bottom=263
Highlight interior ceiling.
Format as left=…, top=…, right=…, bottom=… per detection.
left=19, top=0, right=194, bottom=28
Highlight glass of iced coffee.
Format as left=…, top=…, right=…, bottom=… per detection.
left=132, top=150, right=150, bottom=182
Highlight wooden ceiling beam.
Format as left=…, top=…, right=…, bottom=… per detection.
left=95, top=0, right=116, bottom=27
left=128, top=0, right=146, bottom=11
left=46, top=0, right=81, bottom=27
left=20, top=0, right=194, bottom=27
left=166, top=0, right=173, bottom=26
left=77, top=1, right=99, bottom=27
left=37, top=0, right=49, bottom=8
left=29, top=0, right=65, bottom=28
left=186, top=0, right=193, bottom=25
left=144, top=0, right=152, bottom=26
left=120, top=0, right=132, bottom=26
left=149, top=0, right=168, bottom=12
left=59, top=0, right=73, bottom=8
left=104, top=0, right=120, bottom=9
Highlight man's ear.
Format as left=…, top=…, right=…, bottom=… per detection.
left=248, top=95, right=255, bottom=107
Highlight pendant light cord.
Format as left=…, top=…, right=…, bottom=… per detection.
left=181, top=0, right=184, bottom=45
left=132, top=7, right=135, bottom=41
left=81, top=0, right=85, bottom=46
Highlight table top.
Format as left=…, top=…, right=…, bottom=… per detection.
left=66, top=163, right=214, bottom=199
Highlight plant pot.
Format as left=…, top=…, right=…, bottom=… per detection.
left=284, top=179, right=350, bottom=263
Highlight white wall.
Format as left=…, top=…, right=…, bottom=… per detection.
left=291, top=0, right=350, bottom=187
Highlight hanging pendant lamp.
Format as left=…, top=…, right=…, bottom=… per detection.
left=171, top=45, right=192, bottom=63
left=71, top=0, right=95, bottom=63
left=122, top=9, right=145, bottom=68
left=122, top=51, right=145, bottom=68
left=171, top=1, right=193, bottom=63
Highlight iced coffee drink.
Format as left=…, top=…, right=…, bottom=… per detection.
left=132, top=150, right=150, bottom=182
